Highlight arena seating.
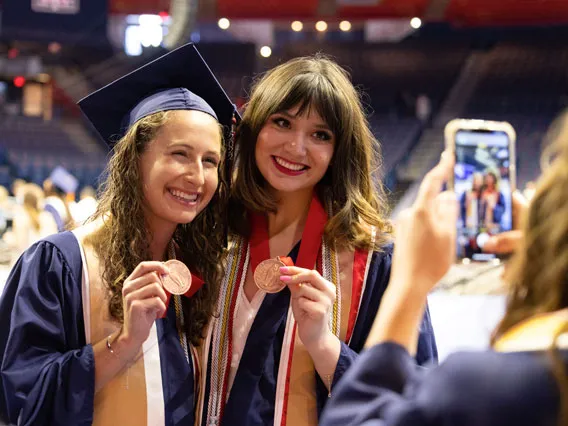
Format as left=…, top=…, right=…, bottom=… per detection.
left=0, top=116, right=106, bottom=190
left=461, top=40, right=568, bottom=187
left=2, top=35, right=565, bottom=195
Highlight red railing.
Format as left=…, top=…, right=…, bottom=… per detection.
left=106, top=0, right=568, bottom=24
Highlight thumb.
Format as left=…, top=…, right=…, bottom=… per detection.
left=483, top=230, right=523, bottom=254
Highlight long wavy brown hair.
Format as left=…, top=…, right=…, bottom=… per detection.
left=89, top=111, right=227, bottom=346
left=229, top=55, right=392, bottom=250
left=492, top=111, right=568, bottom=424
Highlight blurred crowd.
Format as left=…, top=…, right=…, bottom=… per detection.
left=0, top=169, right=98, bottom=265
left=0, top=168, right=535, bottom=269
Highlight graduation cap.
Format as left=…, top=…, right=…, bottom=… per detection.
left=78, top=43, right=239, bottom=150
left=49, top=166, right=79, bottom=194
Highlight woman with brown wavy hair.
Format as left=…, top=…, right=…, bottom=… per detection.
left=320, top=114, right=568, bottom=425
left=196, top=55, right=437, bottom=426
left=0, top=44, right=237, bottom=426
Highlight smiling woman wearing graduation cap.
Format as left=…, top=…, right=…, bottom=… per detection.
left=0, top=44, right=238, bottom=426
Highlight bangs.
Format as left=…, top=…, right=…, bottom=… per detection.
left=270, top=72, right=346, bottom=136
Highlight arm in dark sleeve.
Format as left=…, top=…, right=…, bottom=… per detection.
left=316, top=301, right=437, bottom=408
left=316, top=246, right=394, bottom=414
left=321, top=343, right=561, bottom=426
left=347, top=245, right=438, bottom=366
left=315, top=340, right=359, bottom=409
left=0, top=240, right=95, bottom=426
left=319, top=343, right=432, bottom=426
left=415, top=303, right=438, bottom=365
left=317, top=245, right=437, bottom=415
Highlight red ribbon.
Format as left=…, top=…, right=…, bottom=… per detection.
left=249, top=195, right=328, bottom=272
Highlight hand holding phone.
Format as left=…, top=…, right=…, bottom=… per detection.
left=444, top=119, right=517, bottom=262
left=483, top=191, right=527, bottom=255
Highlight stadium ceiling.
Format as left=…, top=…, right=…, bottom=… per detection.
left=109, top=0, right=568, bottom=26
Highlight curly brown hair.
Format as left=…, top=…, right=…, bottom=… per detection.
left=229, top=55, right=392, bottom=250
left=88, top=111, right=227, bottom=346
left=492, top=111, right=568, bottom=424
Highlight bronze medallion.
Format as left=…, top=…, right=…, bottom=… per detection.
left=162, top=259, right=192, bottom=295
left=253, top=258, right=287, bottom=293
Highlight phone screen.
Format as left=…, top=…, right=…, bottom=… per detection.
left=454, top=129, right=513, bottom=261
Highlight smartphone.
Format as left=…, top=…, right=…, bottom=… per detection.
left=444, top=119, right=516, bottom=262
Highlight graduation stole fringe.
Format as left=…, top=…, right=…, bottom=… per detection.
left=197, top=222, right=376, bottom=426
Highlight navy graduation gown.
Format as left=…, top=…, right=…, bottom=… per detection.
left=0, top=232, right=196, bottom=426
left=320, top=342, right=563, bottom=426
left=213, top=244, right=438, bottom=425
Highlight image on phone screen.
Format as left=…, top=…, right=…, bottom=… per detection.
left=454, top=129, right=513, bottom=261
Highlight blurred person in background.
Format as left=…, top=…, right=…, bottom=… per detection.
left=11, top=178, right=26, bottom=202
left=71, top=185, right=98, bottom=225
left=0, top=44, right=237, bottom=426
left=415, top=93, right=431, bottom=123
left=320, top=111, right=568, bottom=426
left=10, top=183, right=57, bottom=255
left=43, top=166, right=78, bottom=232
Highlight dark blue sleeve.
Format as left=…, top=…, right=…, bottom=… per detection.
left=320, top=343, right=429, bottom=426
left=0, top=239, right=95, bottom=426
left=346, top=245, right=437, bottom=365
left=316, top=245, right=438, bottom=416
left=315, top=341, right=358, bottom=410
left=316, top=315, right=436, bottom=411
left=320, top=343, right=562, bottom=426
left=415, top=304, right=438, bottom=365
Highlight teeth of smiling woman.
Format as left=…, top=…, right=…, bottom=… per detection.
left=171, top=189, right=198, bottom=201
left=275, top=156, right=304, bottom=171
